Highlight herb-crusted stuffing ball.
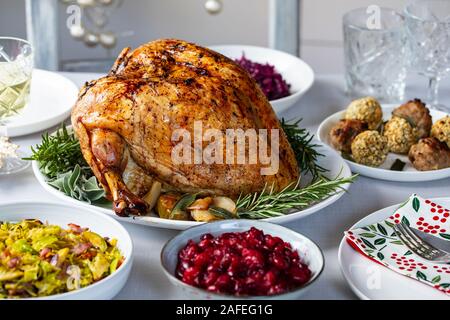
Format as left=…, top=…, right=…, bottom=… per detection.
left=351, top=130, right=389, bottom=167
left=383, top=116, right=418, bottom=154
left=431, top=116, right=450, bottom=148
left=345, top=97, right=383, bottom=130
left=329, top=119, right=369, bottom=153
left=392, top=98, right=432, bottom=139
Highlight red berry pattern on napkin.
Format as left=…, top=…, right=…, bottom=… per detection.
left=345, top=194, right=450, bottom=295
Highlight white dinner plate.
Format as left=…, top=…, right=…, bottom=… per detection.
left=209, top=45, right=314, bottom=114
left=32, top=141, right=352, bottom=230
left=1, top=69, right=78, bottom=137
left=0, top=201, right=132, bottom=300
left=317, top=104, right=450, bottom=182
left=338, top=197, right=450, bottom=300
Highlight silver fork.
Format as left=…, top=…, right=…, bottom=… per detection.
left=393, top=223, right=450, bottom=264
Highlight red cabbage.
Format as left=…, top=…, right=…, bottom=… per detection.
left=235, top=54, right=291, bottom=101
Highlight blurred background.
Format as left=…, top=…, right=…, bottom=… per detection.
left=0, top=0, right=406, bottom=73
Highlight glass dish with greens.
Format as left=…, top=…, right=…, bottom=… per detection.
left=0, top=219, right=123, bottom=299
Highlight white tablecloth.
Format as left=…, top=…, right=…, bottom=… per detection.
left=1, top=72, right=449, bottom=299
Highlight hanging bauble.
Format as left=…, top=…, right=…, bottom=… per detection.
left=69, top=24, right=86, bottom=40
left=205, top=0, right=222, bottom=14
left=77, top=0, right=95, bottom=6
left=84, top=32, right=100, bottom=47
left=97, top=0, right=113, bottom=5
left=99, top=32, right=117, bottom=49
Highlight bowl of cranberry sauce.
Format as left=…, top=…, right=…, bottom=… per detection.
left=160, top=220, right=324, bottom=299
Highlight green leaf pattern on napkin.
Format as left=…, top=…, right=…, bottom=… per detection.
left=345, top=194, right=450, bottom=296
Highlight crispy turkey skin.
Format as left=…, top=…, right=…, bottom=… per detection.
left=71, top=39, right=299, bottom=217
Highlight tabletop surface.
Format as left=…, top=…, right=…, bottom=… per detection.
left=1, top=72, right=449, bottom=300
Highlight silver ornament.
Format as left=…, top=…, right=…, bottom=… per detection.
left=70, top=24, right=86, bottom=40
left=99, top=32, right=117, bottom=49
left=205, top=0, right=222, bottom=14
left=77, top=0, right=95, bottom=6
left=84, top=32, right=99, bottom=47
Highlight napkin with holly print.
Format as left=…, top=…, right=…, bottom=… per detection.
left=345, top=194, right=450, bottom=295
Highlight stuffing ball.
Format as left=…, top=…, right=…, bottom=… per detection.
left=351, top=131, right=389, bottom=167
left=345, top=97, right=383, bottom=130
left=383, top=116, right=418, bottom=154
left=392, top=98, right=432, bottom=139
left=431, top=116, right=450, bottom=148
left=409, top=137, right=450, bottom=171
left=329, top=119, right=368, bottom=153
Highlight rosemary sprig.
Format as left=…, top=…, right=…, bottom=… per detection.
left=236, top=174, right=357, bottom=219
left=25, top=125, right=89, bottom=180
left=281, top=118, right=327, bottom=179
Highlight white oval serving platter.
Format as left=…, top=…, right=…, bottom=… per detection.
left=32, top=142, right=352, bottom=230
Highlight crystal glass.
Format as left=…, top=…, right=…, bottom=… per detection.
left=0, top=38, right=32, bottom=176
left=0, top=131, right=29, bottom=176
left=0, top=37, right=33, bottom=121
left=343, top=7, right=407, bottom=103
left=404, top=0, right=450, bottom=111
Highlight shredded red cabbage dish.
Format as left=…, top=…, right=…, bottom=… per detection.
left=235, top=54, right=291, bottom=101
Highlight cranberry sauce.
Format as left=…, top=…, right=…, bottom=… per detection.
left=176, top=227, right=312, bottom=296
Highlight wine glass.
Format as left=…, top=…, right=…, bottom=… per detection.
left=404, top=0, right=450, bottom=111
left=0, top=37, right=33, bottom=120
left=0, top=37, right=32, bottom=175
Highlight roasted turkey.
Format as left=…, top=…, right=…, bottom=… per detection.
left=71, top=39, right=299, bottom=217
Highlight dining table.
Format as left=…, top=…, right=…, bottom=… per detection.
left=1, top=71, right=449, bottom=300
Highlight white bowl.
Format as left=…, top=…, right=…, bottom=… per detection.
left=160, top=220, right=324, bottom=300
left=209, top=45, right=314, bottom=114
left=0, top=202, right=133, bottom=300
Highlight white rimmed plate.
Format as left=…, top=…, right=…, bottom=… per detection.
left=0, top=201, right=133, bottom=300
left=317, top=104, right=450, bottom=182
left=32, top=137, right=352, bottom=230
left=338, top=197, right=450, bottom=300
left=209, top=45, right=314, bottom=114
left=1, top=69, right=78, bottom=137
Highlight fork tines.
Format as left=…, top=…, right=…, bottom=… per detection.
left=393, top=223, right=450, bottom=263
